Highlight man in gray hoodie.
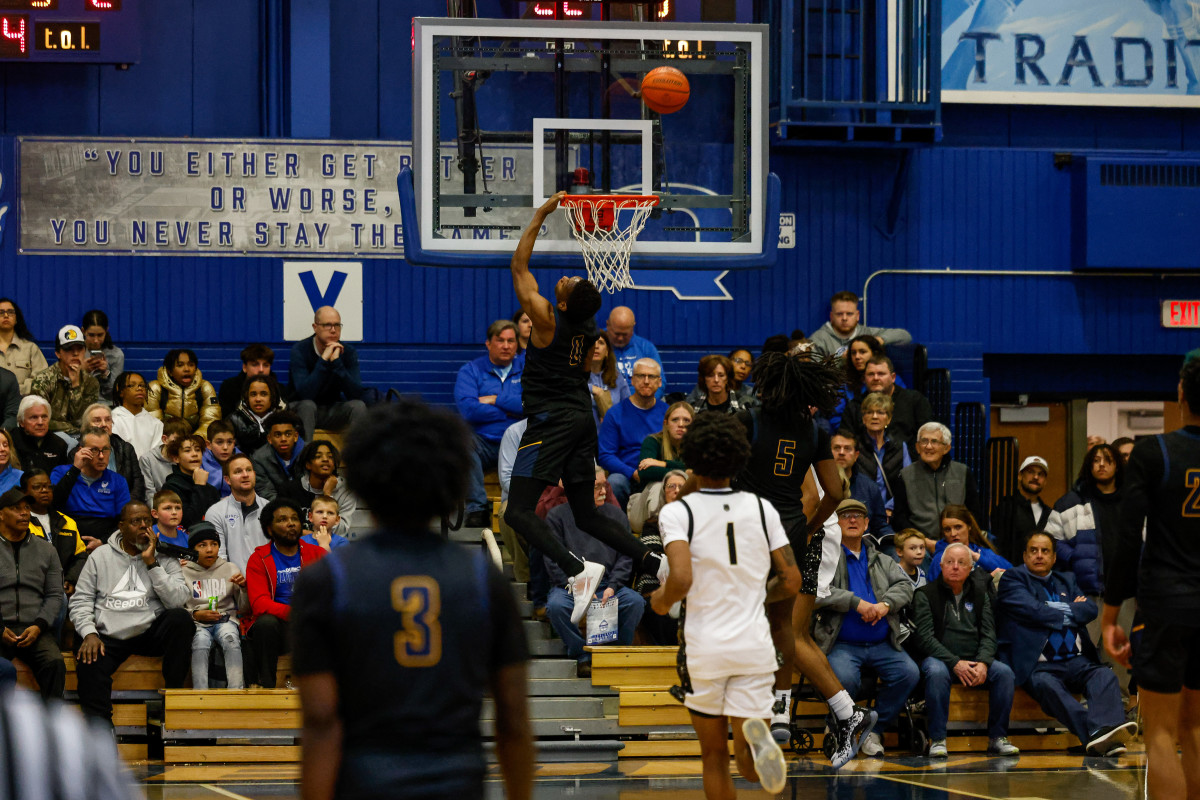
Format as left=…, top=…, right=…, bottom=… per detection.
left=809, top=291, right=912, bottom=360
left=0, top=487, right=65, bottom=700
left=69, top=500, right=192, bottom=726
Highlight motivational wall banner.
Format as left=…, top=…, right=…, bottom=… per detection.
left=941, top=0, right=1200, bottom=107
left=17, top=137, right=540, bottom=257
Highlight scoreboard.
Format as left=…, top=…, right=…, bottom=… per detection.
left=0, top=0, right=138, bottom=63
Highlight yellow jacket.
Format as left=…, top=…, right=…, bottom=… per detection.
left=146, top=365, right=221, bottom=437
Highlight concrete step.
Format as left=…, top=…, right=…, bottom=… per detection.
left=517, top=599, right=533, bottom=617
left=481, top=696, right=605, bottom=722
left=529, top=638, right=566, bottom=657
left=528, top=678, right=615, bottom=697
left=528, top=659, right=577, bottom=680
left=523, top=620, right=551, bottom=641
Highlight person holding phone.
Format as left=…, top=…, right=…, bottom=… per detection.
left=82, top=310, right=124, bottom=405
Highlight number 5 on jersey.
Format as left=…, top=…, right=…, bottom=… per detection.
left=392, top=576, right=442, bottom=667
left=774, top=439, right=796, bottom=477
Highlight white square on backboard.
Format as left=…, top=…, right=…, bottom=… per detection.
left=531, top=118, right=654, bottom=204
left=283, top=262, right=363, bottom=342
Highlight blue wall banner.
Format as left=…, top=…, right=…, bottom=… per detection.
left=941, top=0, right=1200, bottom=107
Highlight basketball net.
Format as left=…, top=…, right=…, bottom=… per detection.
left=560, top=195, right=660, bottom=294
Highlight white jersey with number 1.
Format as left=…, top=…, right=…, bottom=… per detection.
left=659, top=488, right=790, bottom=681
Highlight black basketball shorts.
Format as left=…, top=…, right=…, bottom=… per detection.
left=511, top=409, right=598, bottom=487
left=1132, top=617, right=1200, bottom=694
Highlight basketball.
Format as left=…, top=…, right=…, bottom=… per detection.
left=641, top=66, right=690, bottom=114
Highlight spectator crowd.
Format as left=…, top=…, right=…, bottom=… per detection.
left=0, top=293, right=1145, bottom=761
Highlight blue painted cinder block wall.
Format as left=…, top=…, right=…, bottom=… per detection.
left=1, top=0, right=1198, bottom=408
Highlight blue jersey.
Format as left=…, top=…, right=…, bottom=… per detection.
left=290, top=530, right=528, bottom=799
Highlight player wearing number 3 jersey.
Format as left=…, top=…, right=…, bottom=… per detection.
left=503, top=193, right=669, bottom=627
left=651, top=412, right=799, bottom=797
left=290, top=401, right=533, bottom=800
left=1103, top=354, right=1200, bottom=799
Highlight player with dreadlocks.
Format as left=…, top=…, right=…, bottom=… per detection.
left=733, top=346, right=877, bottom=768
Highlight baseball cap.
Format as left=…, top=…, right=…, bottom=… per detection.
left=187, top=521, right=221, bottom=550
left=56, top=325, right=85, bottom=349
left=835, top=498, right=869, bottom=517
left=0, top=487, right=33, bottom=511
left=1019, top=456, right=1049, bottom=474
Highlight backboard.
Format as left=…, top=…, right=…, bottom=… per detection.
left=401, top=17, right=776, bottom=270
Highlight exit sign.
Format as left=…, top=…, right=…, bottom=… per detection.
left=1162, top=300, right=1200, bottom=328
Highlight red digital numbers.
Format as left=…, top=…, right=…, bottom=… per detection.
left=529, top=2, right=586, bottom=19
left=88, top=0, right=121, bottom=9
left=0, top=14, right=27, bottom=57
left=0, top=1, right=57, bottom=8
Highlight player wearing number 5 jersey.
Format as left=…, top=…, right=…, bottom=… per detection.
left=731, top=348, right=874, bottom=766
left=651, top=412, right=800, bottom=797
left=503, top=193, right=668, bottom=627
left=1103, top=354, right=1200, bottom=800
left=291, top=402, right=532, bottom=800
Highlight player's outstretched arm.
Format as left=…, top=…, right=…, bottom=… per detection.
left=491, top=662, right=534, bottom=800
left=766, top=545, right=802, bottom=603
left=651, top=540, right=692, bottom=614
left=511, top=192, right=566, bottom=340
left=297, top=673, right=343, bottom=800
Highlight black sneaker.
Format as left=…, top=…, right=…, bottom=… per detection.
left=1086, top=721, right=1138, bottom=756
left=464, top=510, right=491, bottom=528
left=828, top=706, right=877, bottom=769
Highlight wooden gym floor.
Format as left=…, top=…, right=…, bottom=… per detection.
left=134, top=746, right=1148, bottom=798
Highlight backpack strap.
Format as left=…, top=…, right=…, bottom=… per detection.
left=678, top=498, right=695, bottom=542
left=756, top=495, right=770, bottom=544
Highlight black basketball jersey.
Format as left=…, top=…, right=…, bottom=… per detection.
left=733, top=408, right=832, bottom=520
left=1106, top=426, right=1200, bottom=619
left=521, top=308, right=600, bottom=415
left=290, top=532, right=528, bottom=798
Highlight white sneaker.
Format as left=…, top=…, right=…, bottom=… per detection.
left=742, top=718, right=787, bottom=794
left=860, top=731, right=884, bottom=757
left=928, top=739, right=948, bottom=758
left=568, top=561, right=605, bottom=625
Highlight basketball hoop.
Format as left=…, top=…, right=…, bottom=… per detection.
left=560, top=194, right=660, bottom=294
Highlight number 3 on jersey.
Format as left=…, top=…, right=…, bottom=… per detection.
left=774, top=439, right=796, bottom=477
left=1184, top=469, right=1200, bottom=517
left=391, top=577, right=442, bottom=667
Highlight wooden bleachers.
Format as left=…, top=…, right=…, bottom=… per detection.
left=588, top=646, right=1078, bottom=756
left=161, top=689, right=302, bottom=764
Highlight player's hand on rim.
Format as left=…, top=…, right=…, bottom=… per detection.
left=537, top=191, right=568, bottom=218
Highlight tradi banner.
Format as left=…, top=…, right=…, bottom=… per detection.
left=941, top=0, right=1200, bottom=106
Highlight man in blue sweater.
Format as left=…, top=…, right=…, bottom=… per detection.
left=288, top=306, right=368, bottom=441
left=598, top=358, right=667, bottom=509
left=51, top=427, right=131, bottom=546
left=454, top=320, right=524, bottom=528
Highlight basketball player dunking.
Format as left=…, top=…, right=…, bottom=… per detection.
left=503, top=192, right=668, bottom=625
left=1104, top=353, right=1200, bottom=798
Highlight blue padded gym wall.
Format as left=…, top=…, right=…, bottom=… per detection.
left=1, top=0, right=1199, bottom=405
